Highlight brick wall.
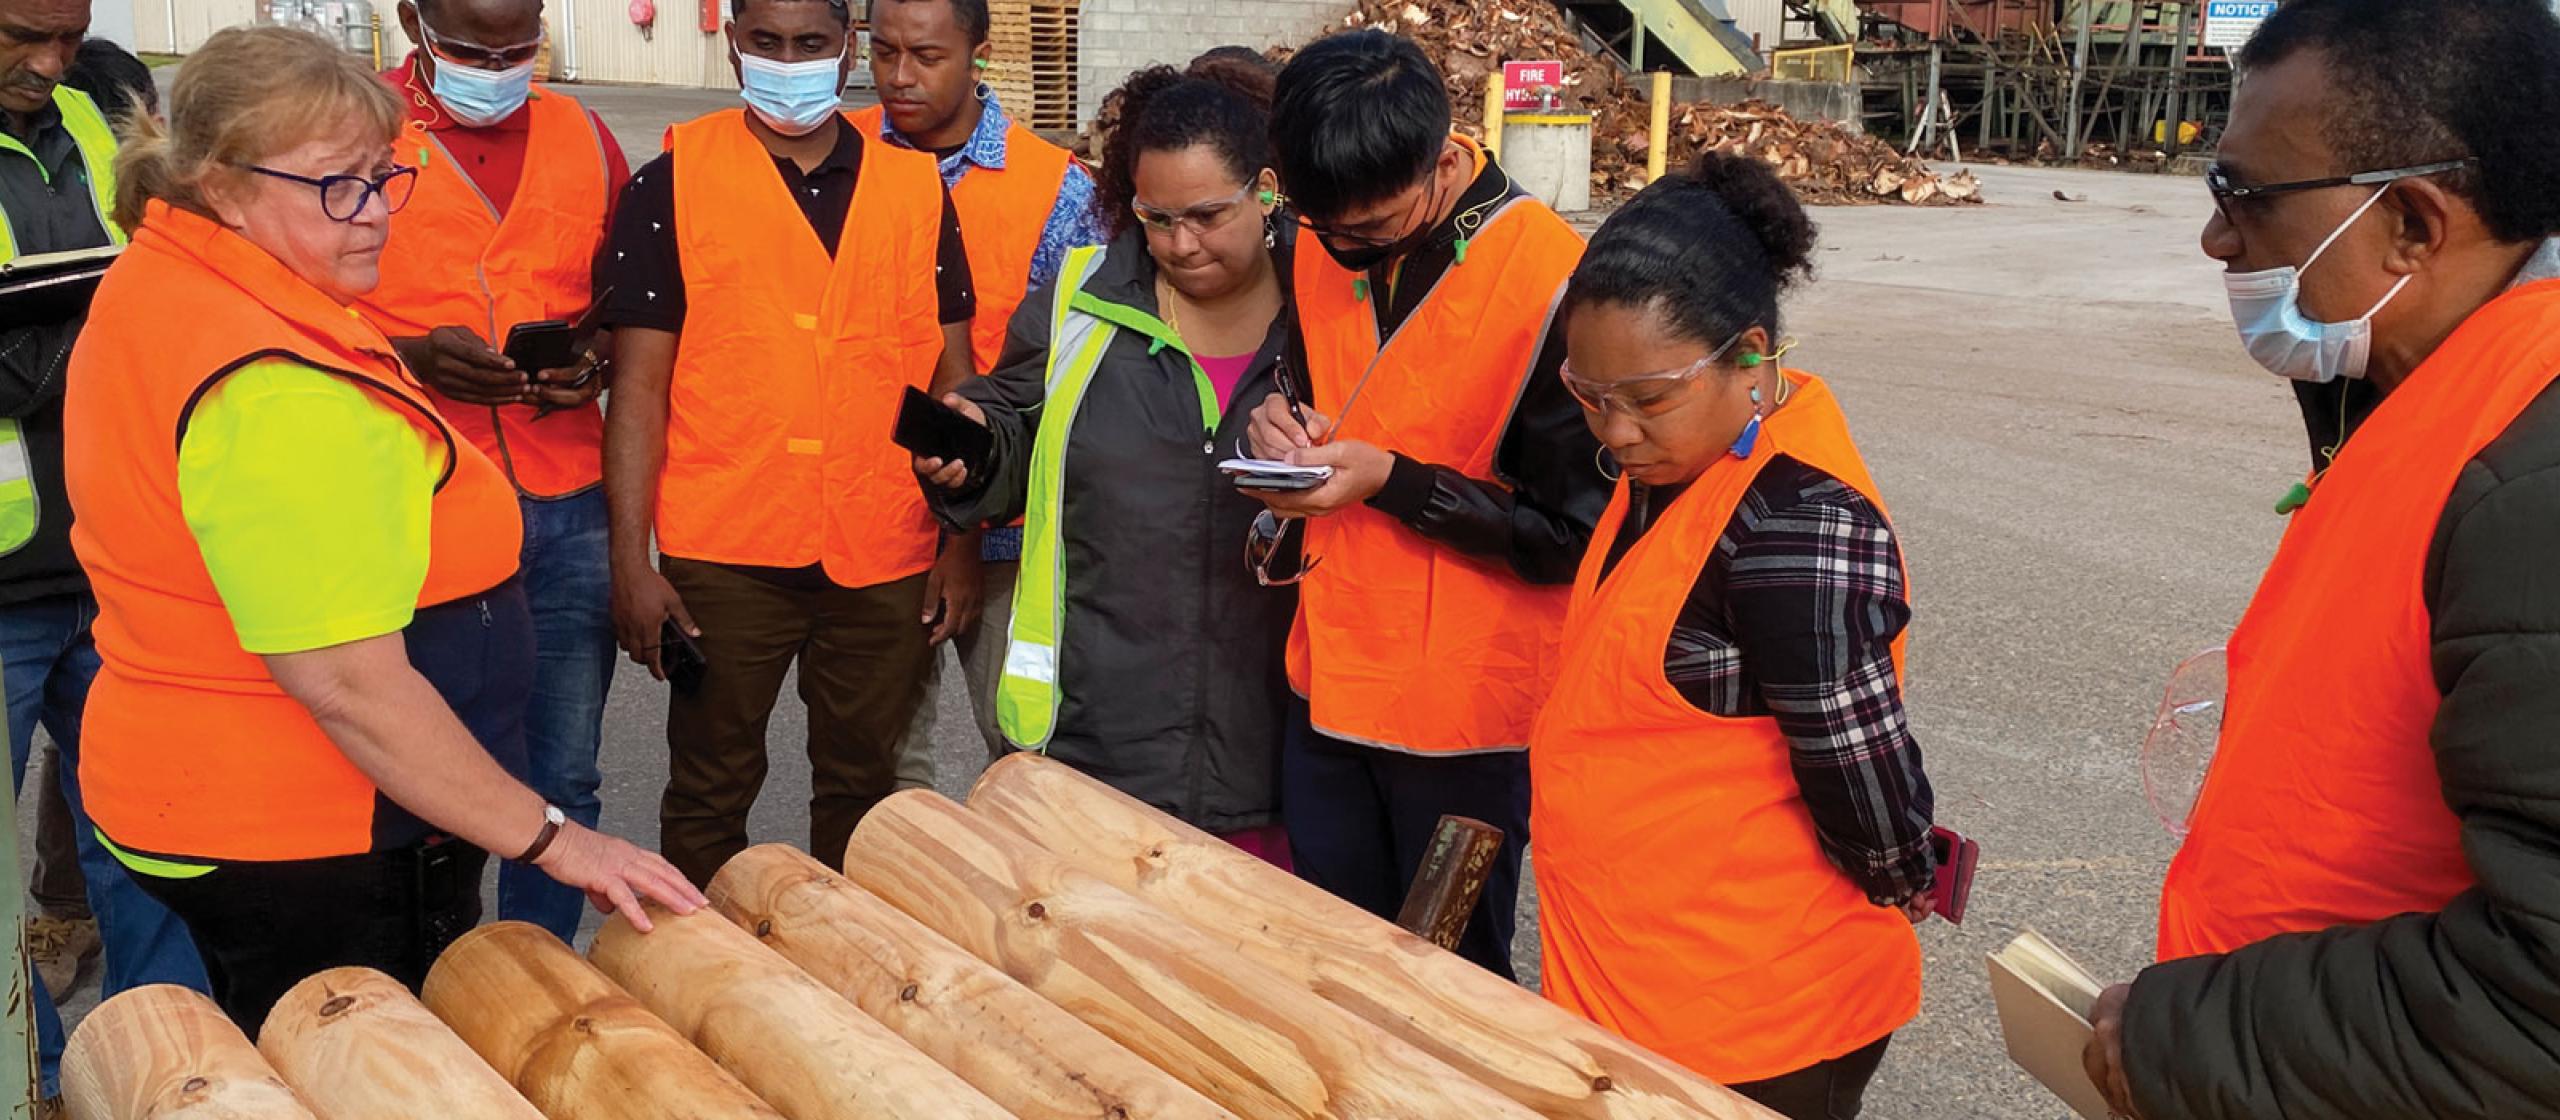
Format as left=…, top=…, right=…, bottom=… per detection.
left=1074, top=0, right=1353, bottom=123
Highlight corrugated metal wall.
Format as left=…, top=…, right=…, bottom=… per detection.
left=1719, top=0, right=1792, bottom=52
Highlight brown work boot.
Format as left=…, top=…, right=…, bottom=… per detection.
left=26, top=914, right=100, bottom=998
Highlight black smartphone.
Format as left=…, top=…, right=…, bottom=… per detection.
left=1231, top=472, right=1328, bottom=492
left=660, top=618, right=707, bottom=695
left=504, top=318, right=579, bottom=373
left=1928, top=826, right=1979, bottom=924
left=892, top=385, right=993, bottom=470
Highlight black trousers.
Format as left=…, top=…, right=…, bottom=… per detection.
left=1728, top=1034, right=1894, bottom=1120
left=131, top=838, right=486, bottom=1038
left=1277, top=698, right=1531, bottom=978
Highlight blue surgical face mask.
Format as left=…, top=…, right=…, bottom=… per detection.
left=737, top=51, right=845, bottom=137
left=429, top=56, right=535, bottom=128
left=2223, top=186, right=2414, bottom=384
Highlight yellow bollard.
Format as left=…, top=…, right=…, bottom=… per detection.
left=1648, top=70, right=1672, bottom=184
left=1485, top=71, right=1506, bottom=159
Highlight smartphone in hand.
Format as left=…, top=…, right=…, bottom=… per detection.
left=659, top=618, right=707, bottom=695
left=503, top=319, right=579, bottom=374
left=1929, top=825, right=1979, bottom=924
left=892, top=386, right=993, bottom=472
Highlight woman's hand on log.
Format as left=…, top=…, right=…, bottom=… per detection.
left=535, top=823, right=707, bottom=932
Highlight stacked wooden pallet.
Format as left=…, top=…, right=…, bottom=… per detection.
left=59, top=754, right=1780, bottom=1120
left=985, top=0, right=1037, bottom=125
left=1026, top=0, right=1079, bottom=135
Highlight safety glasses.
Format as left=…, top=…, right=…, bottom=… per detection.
left=1290, top=176, right=1441, bottom=249
left=418, top=21, right=545, bottom=69
left=248, top=164, right=418, bottom=223
left=1559, top=356, right=1718, bottom=421
left=1132, top=183, right=1259, bottom=238
left=1245, top=510, right=1321, bottom=587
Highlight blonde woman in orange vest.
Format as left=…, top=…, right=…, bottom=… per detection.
left=62, top=26, right=701, bottom=1035
left=1531, top=152, right=1937, bottom=1119
left=357, top=0, right=638, bottom=944
left=2079, top=2, right=2560, bottom=1117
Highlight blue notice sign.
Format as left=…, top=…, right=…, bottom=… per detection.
left=2204, top=0, right=2277, bottom=49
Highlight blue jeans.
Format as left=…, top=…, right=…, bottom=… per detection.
left=495, top=489, right=615, bottom=942
left=0, top=593, right=208, bottom=1093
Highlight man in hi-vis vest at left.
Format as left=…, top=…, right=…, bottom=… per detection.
left=2080, top=1, right=2560, bottom=1117
left=0, top=0, right=206, bottom=1099
left=357, top=0, right=634, bottom=945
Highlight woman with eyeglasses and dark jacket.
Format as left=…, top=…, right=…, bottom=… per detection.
left=911, top=57, right=1298, bottom=862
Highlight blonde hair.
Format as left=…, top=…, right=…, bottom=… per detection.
left=112, top=26, right=404, bottom=231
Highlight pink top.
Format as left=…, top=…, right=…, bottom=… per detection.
left=1197, top=352, right=1256, bottom=409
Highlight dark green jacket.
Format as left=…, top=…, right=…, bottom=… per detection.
left=2122, top=239, right=2560, bottom=1119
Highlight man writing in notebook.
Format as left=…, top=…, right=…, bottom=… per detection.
left=2080, top=1, right=2560, bottom=1116
left=600, top=0, right=979, bottom=886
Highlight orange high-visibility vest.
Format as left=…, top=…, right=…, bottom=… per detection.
left=2159, top=279, right=2560, bottom=960
left=1532, top=371, right=1922, bottom=1083
left=1287, top=172, right=1585, bottom=753
left=358, top=86, right=612, bottom=498
left=64, top=201, right=523, bottom=862
left=655, top=110, right=948, bottom=587
left=848, top=104, right=1075, bottom=373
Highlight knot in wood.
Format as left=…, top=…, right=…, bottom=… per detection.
left=318, top=995, right=356, bottom=1017
left=181, top=1077, right=209, bottom=1094
left=1591, top=1076, right=1614, bottom=1092
left=755, top=919, right=774, bottom=938
left=900, top=983, right=920, bottom=1002
left=1026, top=902, right=1048, bottom=920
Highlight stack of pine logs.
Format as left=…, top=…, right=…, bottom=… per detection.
left=59, top=754, right=1780, bottom=1120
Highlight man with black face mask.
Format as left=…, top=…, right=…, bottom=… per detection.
left=1242, top=29, right=1603, bottom=979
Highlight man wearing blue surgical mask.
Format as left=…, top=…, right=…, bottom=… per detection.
left=598, top=0, right=980, bottom=887
left=359, top=0, right=633, bottom=943
left=2077, top=1, right=2560, bottom=1117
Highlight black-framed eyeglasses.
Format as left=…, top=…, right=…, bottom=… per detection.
left=248, top=165, right=417, bottom=222
left=2205, top=158, right=2474, bottom=219
left=1289, top=177, right=1442, bottom=249
left=418, top=21, right=545, bottom=69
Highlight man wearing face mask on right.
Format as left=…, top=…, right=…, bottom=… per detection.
left=599, top=0, right=976, bottom=887
left=362, top=0, right=631, bottom=943
left=2076, top=1, right=2560, bottom=1116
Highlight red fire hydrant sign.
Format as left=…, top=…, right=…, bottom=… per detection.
left=1502, top=60, right=1564, bottom=111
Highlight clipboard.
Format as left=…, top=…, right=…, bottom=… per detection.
left=0, top=245, right=122, bottom=326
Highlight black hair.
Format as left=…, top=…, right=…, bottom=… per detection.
left=2239, top=0, right=2560, bottom=243
left=65, top=38, right=157, bottom=123
left=873, top=0, right=989, bottom=45
left=1562, top=151, right=1818, bottom=351
left=731, top=0, right=853, bottom=26
left=1098, top=58, right=1275, bottom=238
left=1190, top=45, right=1277, bottom=74
left=1269, top=30, right=1446, bottom=221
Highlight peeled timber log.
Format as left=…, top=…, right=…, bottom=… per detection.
left=587, top=902, right=1012, bottom=1120
left=422, top=921, right=787, bottom=1120
left=62, top=984, right=315, bottom=1120
left=258, top=967, right=542, bottom=1120
left=970, top=753, right=1778, bottom=1120
left=711, top=844, right=1231, bottom=1120
left=842, top=789, right=1545, bottom=1120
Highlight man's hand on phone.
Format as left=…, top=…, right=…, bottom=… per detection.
left=530, top=352, right=609, bottom=410
left=402, top=326, right=526, bottom=406
left=611, top=561, right=698, bottom=681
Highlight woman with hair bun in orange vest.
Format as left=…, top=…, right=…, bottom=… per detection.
left=1530, top=152, right=1939, bottom=1120
left=61, top=25, right=701, bottom=1036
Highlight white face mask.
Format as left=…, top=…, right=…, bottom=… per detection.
left=429, top=56, right=536, bottom=127
left=737, top=51, right=845, bottom=137
left=2222, top=185, right=2415, bottom=384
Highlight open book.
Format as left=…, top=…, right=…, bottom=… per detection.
left=1988, top=930, right=2113, bottom=1120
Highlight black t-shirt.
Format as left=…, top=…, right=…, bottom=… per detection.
left=597, top=116, right=975, bottom=333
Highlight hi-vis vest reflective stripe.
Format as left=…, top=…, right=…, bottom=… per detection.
left=656, top=109, right=947, bottom=586
left=995, top=246, right=1225, bottom=747
left=1532, top=371, right=1921, bottom=1083
left=2159, top=278, right=2560, bottom=960
left=847, top=105, right=1075, bottom=374
left=66, top=201, right=523, bottom=862
left=1286, top=161, right=1585, bottom=754
left=358, top=87, right=612, bottom=498
left=0, top=85, right=124, bottom=557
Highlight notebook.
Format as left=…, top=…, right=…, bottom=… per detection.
left=0, top=244, right=121, bottom=324
left=1987, top=929, right=2114, bottom=1120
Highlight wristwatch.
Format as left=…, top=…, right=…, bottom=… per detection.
left=517, top=803, right=567, bottom=864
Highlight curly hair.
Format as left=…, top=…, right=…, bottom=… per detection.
left=1561, top=151, right=1820, bottom=350
left=1096, top=57, right=1276, bottom=238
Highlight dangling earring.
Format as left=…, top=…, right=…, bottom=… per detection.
left=1264, top=212, right=1277, bottom=250
left=1595, top=445, right=1622, bottom=482
left=1729, top=385, right=1765, bottom=460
